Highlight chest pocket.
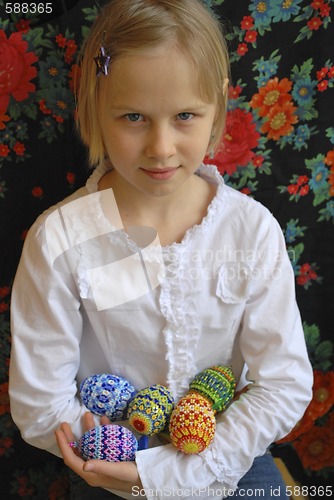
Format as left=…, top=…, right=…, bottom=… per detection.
left=216, top=261, right=250, bottom=304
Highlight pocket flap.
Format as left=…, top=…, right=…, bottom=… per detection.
left=216, top=262, right=250, bottom=304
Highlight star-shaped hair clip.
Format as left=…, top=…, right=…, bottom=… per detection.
left=94, top=35, right=111, bottom=76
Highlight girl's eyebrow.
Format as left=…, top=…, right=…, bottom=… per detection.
left=109, top=104, right=212, bottom=112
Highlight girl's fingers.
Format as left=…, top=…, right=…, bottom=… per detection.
left=83, top=411, right=96, bottom=430
left=82, top=411, right=110, bottom=430
left=100, top=415, right=111, bottom=425
left=59, top=421, right=75, bottom=442
left=55, top=427, right=83, bottom=467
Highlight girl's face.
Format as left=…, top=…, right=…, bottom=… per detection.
left=98, top=45, right=217, bottom=198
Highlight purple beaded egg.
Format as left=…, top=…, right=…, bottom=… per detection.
left=80, top=374, right=136, bottom=421
left=77, top=424, right=138, bottom=462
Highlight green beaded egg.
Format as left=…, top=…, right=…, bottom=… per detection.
left=189, top=365, right=235, bottom=413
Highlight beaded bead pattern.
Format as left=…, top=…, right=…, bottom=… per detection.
left=169, top=393, right=216, bottom=454
left=80, top=374, right=136, bottom=421
left=127, top=384, right=174, bottom=436
left=189, top=365, right=235, bottom=413
left=77, top=424, right=138, bottom=462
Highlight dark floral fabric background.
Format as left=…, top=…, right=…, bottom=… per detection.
left=0, top=0, right=333, bottom=497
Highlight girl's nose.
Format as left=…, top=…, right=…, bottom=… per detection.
left=145, top=124, right=177, bottom=161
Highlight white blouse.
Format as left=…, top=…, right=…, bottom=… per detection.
left=9, top=163, right=313, bottom=499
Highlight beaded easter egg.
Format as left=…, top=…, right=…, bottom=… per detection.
left=169, top=393, right=216, bottom=454
left=189, top=365, right=235, bottom=413
left=76, top=424, right=138, bottom=462
left=80, top=374, right=136, bottom=421
left=127, top=384, right=174, bottom=436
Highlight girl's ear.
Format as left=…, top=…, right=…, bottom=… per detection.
left=206, top=132, right=216, bottom=159
left=223, top=77, right=229, bottom=96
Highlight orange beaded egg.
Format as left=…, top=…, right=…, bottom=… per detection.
left=169, top=393, right=216, bottom=454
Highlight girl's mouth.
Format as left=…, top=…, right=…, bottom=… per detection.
left=140, top=167, right=179, bottom=180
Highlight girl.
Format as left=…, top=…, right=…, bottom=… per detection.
left=9, top=0, right=313, bottom=498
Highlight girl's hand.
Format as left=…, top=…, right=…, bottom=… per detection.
left=55, top=412, right=142, bottom=494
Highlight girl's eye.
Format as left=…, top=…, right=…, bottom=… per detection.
left=178, top=112, right=194, bottom=121
left=124, top=113, right=143, bottom=122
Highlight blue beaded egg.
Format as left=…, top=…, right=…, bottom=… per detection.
left=80, top=374, right=136, bottom=421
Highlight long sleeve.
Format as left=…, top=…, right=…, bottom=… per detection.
left=9, top=214, right=89, bottom=457
left=135, top=211, right=313, bottom=499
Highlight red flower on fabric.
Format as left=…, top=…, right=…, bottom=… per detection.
left=240, top=16, right=254, bottom=30
left=32, top=186, right=44, bottom=198
left=244, top=31, right=257, bottom=44
left=228, top=86, right=242, bottom=100
left=0, top=112, right=10, bottom=130
left=0, top=302, right=8, bottom=313
left=319, top=4, right=331, bottom=17
left=0, top=30, right=38, bottom=113
left=237, top=43, right=248, bottom=56
left=297, top=262, right=318, bottom=285
left=317, top=80, right=328, bottom=92
left=13, top=142, right=25, bottom=156
left=316, top=67, right=328, bottom=80
left=65, top=39, right=78, bottom=64
left=293, top=424, right=334, bottom=471
left=15, top=19, right=31, bottom=33
left=287, top=184, right=299, bottom=195
left=55, top=34, right=67, bottom=48
left=307, top=17, right=323, bottom=30
left=0, top=144, right=10, bottom=157
left=206, top=109, right=260, bottom=176
left=0, top=286, right=10, bottom=298
left=252, top=155, right=264, bottom=168
left=311, top=0, right=325, bottom=8
left=39, top=99, right=52, bottom=115
left=0, top=437, right=13, bottom=456
left=66, top=171, right=75, bottom=185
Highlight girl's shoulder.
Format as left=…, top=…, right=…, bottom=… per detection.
left=198, top=163, right=273, bottom=223
left=28, top=161, right=111, bottom=238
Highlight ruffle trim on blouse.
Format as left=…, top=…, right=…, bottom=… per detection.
left=201, top=447, right=243, bottom=493
left=156, top=164, right=227, bottom=400
left=161, top=164, right=226, bottom=252
left=85, top=159, right=112, bottom=194
left=160, top=245, right=202, bottom=400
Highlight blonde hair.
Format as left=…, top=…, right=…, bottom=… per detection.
left=76, top=0, right=230, bottom=167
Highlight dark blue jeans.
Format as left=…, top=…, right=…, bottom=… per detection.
left=69, top=452, right=289, bottom=499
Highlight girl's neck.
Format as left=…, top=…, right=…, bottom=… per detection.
left=98, top=168, right=216, bottom=246
left=99, top=168, right=194, bottom=218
